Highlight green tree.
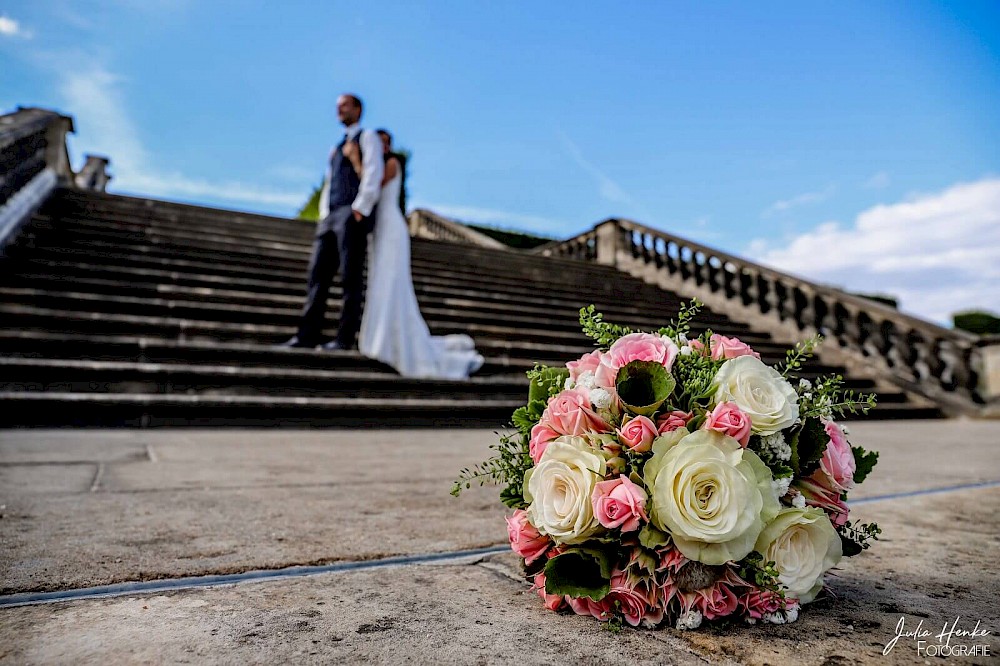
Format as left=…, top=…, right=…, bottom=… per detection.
left=953, top=311, right=1000, bottom=335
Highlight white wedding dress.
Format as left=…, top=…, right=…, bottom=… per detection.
left=359, top=170, right=485, bottom=379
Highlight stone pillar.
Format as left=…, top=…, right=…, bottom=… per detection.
left=42, top=114, right=75, bottom=185
left=594, top=219, right=621, bottom=267
left=978, top=341, right=1000, bottom=402
left=75, top=155, right=112, bottom=192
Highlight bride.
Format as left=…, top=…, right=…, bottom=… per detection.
left=348, top=129, right=484, bottom=380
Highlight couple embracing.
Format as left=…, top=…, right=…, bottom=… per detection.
left=281, top=93, right=484, bottom=380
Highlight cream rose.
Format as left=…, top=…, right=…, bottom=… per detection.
left=643, top=429, right=779, bottom=565
left=711, top=356, right=799, bottom=435
left=524, top=437, right=607, bottom=544
left=754, top=507, right=842, bottom=603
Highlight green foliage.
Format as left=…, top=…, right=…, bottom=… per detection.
left=543, top=547, right=614, bottom=601
left=297, top=182, right=323, bottom=221
left=738, top=552, right=785, bottom=595
left=512, top=400, right=546, bottom=434
left=778, top=335, right=823, bottom=377
left=953, top=310, right=1000, bottom=335
left=789, top=417, right=828, bottom=477
left=851, top=445, right=879, bottom=484
left=838, top=520, right=882, bottom=557
left=616, top=361, right=675, bottom=416
left=580, top=306, right=635, bottom=349
left=451, top=431, right=532, bottom=509
left=671, top=343, right=722, bottom=411
left=465, top=223, right=556, bottom=249
left=527, top=364, right=569, bottom=404
left=799, top=375, right=877, bottom=420
left=657, top=299, right=703, bottom=339
left=639, top=524, right=671, bottom=550
left=602, top=615, right=625, bottom=634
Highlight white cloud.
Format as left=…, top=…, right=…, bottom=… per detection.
left=0, top=14, right=31, bottom=38
left=750, top=178, right=1000, bottom=324
left=865, top=171, right=891, bottom=189
left=58, top=65, right=304, bottom=210
left=762, top=184, right=836, bottom=217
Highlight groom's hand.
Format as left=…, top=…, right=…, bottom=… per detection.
left=351, top=209, right=364, bottom=222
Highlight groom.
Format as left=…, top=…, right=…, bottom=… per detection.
left=282, top=93, right=384, bottom=350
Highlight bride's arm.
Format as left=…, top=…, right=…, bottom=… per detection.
left=381, top=157, right=399, bottom=187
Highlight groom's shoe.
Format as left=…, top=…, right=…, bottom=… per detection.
left=320, top=340, right=354, bottom=352
left=276, top=336, right=316, bottom=349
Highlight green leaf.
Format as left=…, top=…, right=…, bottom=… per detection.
left=616, top=361, right=675, bottom=416
left=852, top=446, right=879, bottom=484
left=839, top=532, right=864, bottom=557
left=543, top=547, right=614, bottom=601
left=528, top=366, right=569, bottom=404
left=789, top=417, right=827, bottom=477
left=500, top=483, right=527, bottom=510
left=638, top=523, right=671, bottom=550
left=512, top=399, right=546, bottom=435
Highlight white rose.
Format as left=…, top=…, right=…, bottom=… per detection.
left=754, top=507, right=842, bottom=603
left=524, top=437, right=607, bottom=544
left=711, top=356, right=799, bottom=435
left=643, top=429, right=779, bottom=565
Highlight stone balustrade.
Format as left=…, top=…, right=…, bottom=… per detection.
left=0, top=108, right=76, bottom=253
left=407, top=208, right=508, bottom=250
left=536, top=217, right=999, bottom=414
left=75, top=155, right=113, bottom=192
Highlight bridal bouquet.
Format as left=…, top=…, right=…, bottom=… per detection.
left=453, top=302, right=881, bottom=630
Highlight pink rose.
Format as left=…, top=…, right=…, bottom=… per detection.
left=594, top=333, right=678, bottom=389
left=531, top=573, right=565, bottom=611
left=682, top=580, right=740, bottom=621
left=796, top=473, right=850, bottom=527
left=567, top=350, right=603, bottom=383
left=617, top=415, right=658, bottom=453
left=740, top=588, right=791, bottom=620
left=505, top=509, right=550, bottom=565
left=529, top=389, right=610, bottom=463
left=592, top=476, right=648, bottom=532
left=606, top=571, right=662, bottom=628
left=566, top=594, right=613, bottom=621
left=702, top=402, right=751, bottom=447
left=688, top=339, right=707, bottom=355
left=709, top=334, right=761, bottom=361
left=656, top=410, right=692, bottom=434
left=820, top=420, right=856, bottom=492
left=528, top=422, right=560, bottom=463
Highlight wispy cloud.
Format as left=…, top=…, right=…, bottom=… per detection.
left=864, top=171, right=891, bottom=189
left=0, top=14, right=32, bottom=39
left=410, top=200, right=567, bottom=234
left=58, top=64, right=304, bottom=210
left=762, top=184, right=836, bottom=218
left=749, top=177, right=1000, bottom=324
left=556, top=129, right=653, bottom=221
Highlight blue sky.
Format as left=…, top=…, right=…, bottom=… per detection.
left=2, top=1, right=998, bottom=322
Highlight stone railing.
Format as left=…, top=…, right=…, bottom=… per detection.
left=74, top=155, right=112, bottom=192
left=536, top=218, right=999, bottom=414
left=0, top=108, right=76, bottom=252
left=407, top=209, right=508, bottom=250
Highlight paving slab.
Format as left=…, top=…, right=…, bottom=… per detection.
left=1, top=487, right=997, bottom=665
left=2, top=421, right=1000, bottom=596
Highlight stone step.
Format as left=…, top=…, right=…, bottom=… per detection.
left=0, top=284, right=771, bottom=347
left=0, top=331, right=867, bottom=384
left=0, top=392, right=523, bottom=428
left=0, top=357, right=525, bottom=399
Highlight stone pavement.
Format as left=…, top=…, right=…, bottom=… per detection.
left=1, top=421, right=999, bottom=664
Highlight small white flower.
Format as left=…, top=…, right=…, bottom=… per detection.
left=677, top=333, right=689, bottom=344
left=784, top=605, right=800, bottom=623
left=760, top=432, right=791, bottom=462
left=841, top=425, right=850, bottom=436
left=564, top=378, right=575, bottom=390
left=577, top=371, right=597, bottom=390
left=680, top=345, right=693, bottom=356
left=772, top=476, right=792, bottom=498
left=802, top=392, right=813, bottom=400
left=589, top=387, right=612, bottom=410
left=764, top=611, right=787, bottom=625
left=675, top=609, right=703, bottom=630
left=798, top=378, right=812, bottom=390
left=792, top=494, right=806, bottom=509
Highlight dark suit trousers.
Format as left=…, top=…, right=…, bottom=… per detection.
left=296, top=206, right=373, bottom=347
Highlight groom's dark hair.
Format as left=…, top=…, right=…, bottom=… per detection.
left=343, top=93, right=363, bottom=115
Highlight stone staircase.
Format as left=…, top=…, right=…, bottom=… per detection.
left=0, top=188, right=941, bottom=427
